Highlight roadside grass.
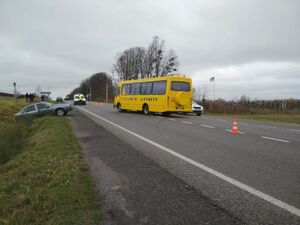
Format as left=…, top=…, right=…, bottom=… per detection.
left=205, top=112, right=300, bottom=124
left=0, top=98, right=101, bottom=224
left=0, top=97, right=27, bottom=122
left=0, top=97, right=28, bottom=164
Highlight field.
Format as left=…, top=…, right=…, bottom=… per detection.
left=0, top=97, right=101, bottom=224
left=205, top=112, right=300, bottom=124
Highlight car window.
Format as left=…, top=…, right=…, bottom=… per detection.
left=21, top=107, right=27, bottom=113
left=26, top=104, right=37, bottom=112
left=36, top=103, right=49, bottom=110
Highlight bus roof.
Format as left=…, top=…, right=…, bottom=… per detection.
left=118, top=75, right=191, bottom=85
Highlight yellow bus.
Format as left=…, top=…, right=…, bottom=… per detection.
left=113, top=75, right=192, bottom=115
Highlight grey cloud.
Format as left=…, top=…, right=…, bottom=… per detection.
left=0, top=0, right=300, bottom=98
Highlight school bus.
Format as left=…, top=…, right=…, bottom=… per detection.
left=113, top=75, right=192, bottom=115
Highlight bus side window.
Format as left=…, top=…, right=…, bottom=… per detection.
left=152, top=81, right=166, bottom=95
left=131, top=83, right=141, bottom=95
left=122, top=84, right=131, bottom=95
left=141, top=82, right=152, bottom=94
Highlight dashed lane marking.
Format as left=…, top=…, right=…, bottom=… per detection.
left=168, top=118, right=176, bottom=121
left=181, top=121, right=192, bottom=124
left=261, top=136, right=290, bottom=143
left=200, top=124, right=215, bottom=129
left=76, top=106, right=300, bottom=217
left=259, top=125, right=276, bottom=129
left=289, top=129, right=300, bottom=132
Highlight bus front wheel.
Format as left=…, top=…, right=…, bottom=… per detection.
left=117, top=103, right=123, bottom=112
left=142, top=104, right=150, bottom=115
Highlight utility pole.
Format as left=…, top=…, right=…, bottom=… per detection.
left=105, top=82, right=108, bottom=103
left=13, top=82, right=16, bottom=99
left=210, top=76, right=215, bottom=101
left=213, top=81, right=215, bottom=101
left=89, top=86, right=92, bottom=101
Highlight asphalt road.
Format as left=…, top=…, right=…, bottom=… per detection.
left=75, top=102, right=300, bottom=225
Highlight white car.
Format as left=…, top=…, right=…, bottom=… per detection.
left=73, top=94, right=86, bottom=105
left=192, top=101, right=203, bottom=116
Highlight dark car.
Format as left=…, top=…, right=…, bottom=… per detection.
left=15, top=102, right=72, bottom=117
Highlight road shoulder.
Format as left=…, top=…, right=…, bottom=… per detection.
left=70, top=109, right=242, bottom=225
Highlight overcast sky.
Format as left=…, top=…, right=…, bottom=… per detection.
left=1, top=0, right=300, bottom=100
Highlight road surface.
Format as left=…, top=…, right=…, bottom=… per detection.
left=74, top=102, right=300, bottom=225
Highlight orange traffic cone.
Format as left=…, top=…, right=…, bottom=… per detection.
left=231, top=118, right=240, bottom=134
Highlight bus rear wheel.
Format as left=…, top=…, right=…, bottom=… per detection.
left=162, top=112, right=170, bottom=117
left=142, top=104, right=150, bottom=115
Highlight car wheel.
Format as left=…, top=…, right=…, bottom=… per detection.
left=142, top=104, right=150, bottom=115
left=197, top=112, right=202, bottom=116
left=56, top=108, right=65, bottom=116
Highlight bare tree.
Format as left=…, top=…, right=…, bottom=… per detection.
left=161, top=49, right=179, bottom=76
left=113, top=47, right=146, bottom=80
left=113, top=36, right=179, bottom=80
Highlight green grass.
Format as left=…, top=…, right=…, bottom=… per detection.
left=0, top=97, right=101, bottom=225
left=205, top=112, right=300, bottom=124
left=0, top=97, right=28, bottom=164
left=0, top=97, right=27, bottom=122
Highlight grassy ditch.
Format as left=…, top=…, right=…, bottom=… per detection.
left=0, top=97, right=28, bottom=164
left=0, top=98, right=101, bottom=224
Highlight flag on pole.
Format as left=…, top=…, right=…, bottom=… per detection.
left=210, top=76, right=215, bottom=82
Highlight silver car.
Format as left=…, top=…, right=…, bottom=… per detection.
left=15, top=102, right=72, bottom=117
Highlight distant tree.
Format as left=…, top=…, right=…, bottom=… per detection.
left=89, top=72, right=113, bottom=101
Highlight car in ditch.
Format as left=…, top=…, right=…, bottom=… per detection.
left=14, top=102, right=72, bottom=117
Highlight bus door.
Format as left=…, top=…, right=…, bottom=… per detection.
left=168, top=80, right=191, bottom=111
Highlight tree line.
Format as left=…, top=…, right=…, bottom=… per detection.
left=69, top=72, right=114, bottom=102
left=199, top=96, right=300, bottom=114
left=69, top=36, right=179, bottom=100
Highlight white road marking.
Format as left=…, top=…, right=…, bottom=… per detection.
left=200, top=124, right=215, bottom=129
left=157, top=116, right=163, bottom=119
left=77, top=107, right=300, bottom=217
left=181, top=121, right=192, bottom=124
left=289, top=129, right=300, bottom=132
left=261, top=136, right=290, bottom=143
left=259, top=125, right=276, bottom=129
left=168, top=118, right=176, bottom=121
